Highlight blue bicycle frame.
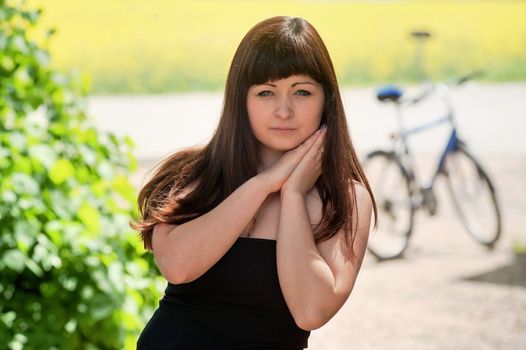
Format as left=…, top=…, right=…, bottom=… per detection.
left=396, top=112, right=462, bottom=193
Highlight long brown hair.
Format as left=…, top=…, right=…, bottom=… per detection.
left=131, top=16, right=377, bottom=250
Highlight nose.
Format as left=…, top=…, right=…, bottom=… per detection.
left=274, top=96, right=293, bottom=119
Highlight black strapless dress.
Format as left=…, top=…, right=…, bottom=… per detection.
left=137, top=237, right=310, bottom=349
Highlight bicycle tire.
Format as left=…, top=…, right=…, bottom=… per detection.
left=443, top=146, right=502, bottom=247
left=363, top=150, right=415, bottom=260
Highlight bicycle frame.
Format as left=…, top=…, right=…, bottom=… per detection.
left=390, top=83, right=463, bottom=209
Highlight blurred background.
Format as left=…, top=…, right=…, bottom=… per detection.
left=2, top=0, right=525, bottom=349
left=28, top=0, right=526, bottom=94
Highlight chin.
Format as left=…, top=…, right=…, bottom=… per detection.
left=273, top=141, right=302, bottom=152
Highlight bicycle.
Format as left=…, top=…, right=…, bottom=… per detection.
left=363, top=72, right=502, bottom=260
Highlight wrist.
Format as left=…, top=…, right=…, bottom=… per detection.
left=280, top=184, right=306, bottom=198
left=253, top=173, right=275, bottom=196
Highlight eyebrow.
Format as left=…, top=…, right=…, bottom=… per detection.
left=259, top=81, right=318, bottom=87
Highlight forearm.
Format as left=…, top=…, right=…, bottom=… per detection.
left=276, top=190, right=338, bottom=330
left=154, top=175, right=270, bottom=283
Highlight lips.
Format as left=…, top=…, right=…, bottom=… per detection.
left=270, top=127, right=296, bottom=131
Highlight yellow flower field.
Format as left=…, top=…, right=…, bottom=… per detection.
left=27, top=0, right=526, bottom=93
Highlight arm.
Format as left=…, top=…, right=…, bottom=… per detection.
left=276, top=183, right=372, bottom=330
left=151, top=129, right=323, bottom=284
left=275, top=127, right=372, bottom=330
left=152, top=176, right=270, bottom=284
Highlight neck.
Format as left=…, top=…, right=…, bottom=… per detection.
left=257, top=146, right=283, bottom=173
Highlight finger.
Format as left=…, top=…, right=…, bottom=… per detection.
left=307, top=127, right=326, bottom=158
left=304, top=128, right=323, bottom=147
left=315, top=145, right=325, bottom=161
left=293, top=128, right=323, bottom=158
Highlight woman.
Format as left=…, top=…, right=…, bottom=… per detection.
left=132, top=16, right=377, bottom=349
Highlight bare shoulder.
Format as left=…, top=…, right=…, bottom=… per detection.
left=154, top=222, right=176, bottom=236
left=348, top=180, right=373, bottom=251
left=350, top=180, right=373, bottom=212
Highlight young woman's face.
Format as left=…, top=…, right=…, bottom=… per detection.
left=247, top=74, right=325, bottom=154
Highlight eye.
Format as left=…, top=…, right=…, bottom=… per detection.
left=295, top=89, right=311, bottom=96
left=257, top=90, right=273, bottom=97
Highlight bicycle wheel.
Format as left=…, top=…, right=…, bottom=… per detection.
left=363, top=150, right=415, bottom=260
left=443, top=146, right=502, bottom=247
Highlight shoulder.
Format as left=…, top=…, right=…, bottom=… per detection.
left=348, top=180, right=373, bottom=245
left=350, top=180, right=373, bottom=212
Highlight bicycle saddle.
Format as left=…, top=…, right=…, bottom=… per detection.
left=376, top=85, right=403, bottom=103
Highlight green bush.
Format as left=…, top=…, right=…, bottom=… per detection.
left=0, top=1, right=162, bottom=349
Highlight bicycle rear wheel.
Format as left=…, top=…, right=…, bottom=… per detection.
left=443, top=146, right=501, bottom=247
left=363, top=150, right=415, bottom=260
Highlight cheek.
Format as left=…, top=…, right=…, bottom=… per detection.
left=311, top=93, right=325, bottom=122
left=307, top=100, right=324, bottom=130
left=246, top=99, right=260, bottom=131
left=247, top=107, right=259, bottom=128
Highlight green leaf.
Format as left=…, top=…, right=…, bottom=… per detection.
left=44, top=220, right=63, bottom=246
left=1, top=189, right=17, bottom=203
left=14, top=221, right=36, bottom=254
left=8, top=132, right=27, bottom=151
left=127, top=151, right=138, bottom=171
left=123, top=135, right=135, bottom=148
left=1, top=311, right=17, bottom=328
left=49, top=158, right=75, bottom=184
left=64, top=319, right=77, bottom=333
left=13, top=67, right=31, bottom=91
left=12, top=34, right=28, bottom=54
left=12, top=172, right=39, bottom=195
left=90, top=292, right=114, bottom=320
left=3, top=250, right=26, bottom=272
left=0, top=146, right=11, bottom=169
left=108, top=261, right=124, bottom=293
left=51, top=87, right=65, bottom=106
left=12, top=156, right=32, bottom=173
left=78, top=201, right=101, bottom=234
left=25, top=259, right=43, bottom=277
left=35, top=48, right=50, bottom=66
left=78, top=144, right=97, bottom=166
left=0, top=55, right=15, bottom=71
left=112, top=174, right=136, bottom=203
left=97, top=161, right=114, bottom=179
left=47, top=189, right=73, bottom=219
left=28, top=144, right=57, bottom=169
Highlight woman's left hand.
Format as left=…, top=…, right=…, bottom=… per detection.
left=281, top=126, right=326, bottom=195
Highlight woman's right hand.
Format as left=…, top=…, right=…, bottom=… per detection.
left=258, top=128, right=324, bottom=193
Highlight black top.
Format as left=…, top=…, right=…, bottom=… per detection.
left=137, top=237, right=310, bottom=349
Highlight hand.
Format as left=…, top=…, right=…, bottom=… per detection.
left=281, top=126, right=326, bottom=196
left=258, top=128, right=323, bottom=194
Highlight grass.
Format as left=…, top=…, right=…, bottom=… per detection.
left=26, top=0, right=526, bottom=94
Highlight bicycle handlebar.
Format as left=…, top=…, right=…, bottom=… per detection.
left=405, top=83, right=432, bottom=106
left=405, top=69, right=484, bottom=106
left=451, top=69, right=484, bottom=86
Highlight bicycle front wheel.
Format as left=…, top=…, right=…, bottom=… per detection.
left=443, top=146, right=502, bottom=247
left=363, top=150, right=415, bottom=260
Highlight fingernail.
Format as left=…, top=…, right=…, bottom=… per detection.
left=321, top=123, right=327, bottom=129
